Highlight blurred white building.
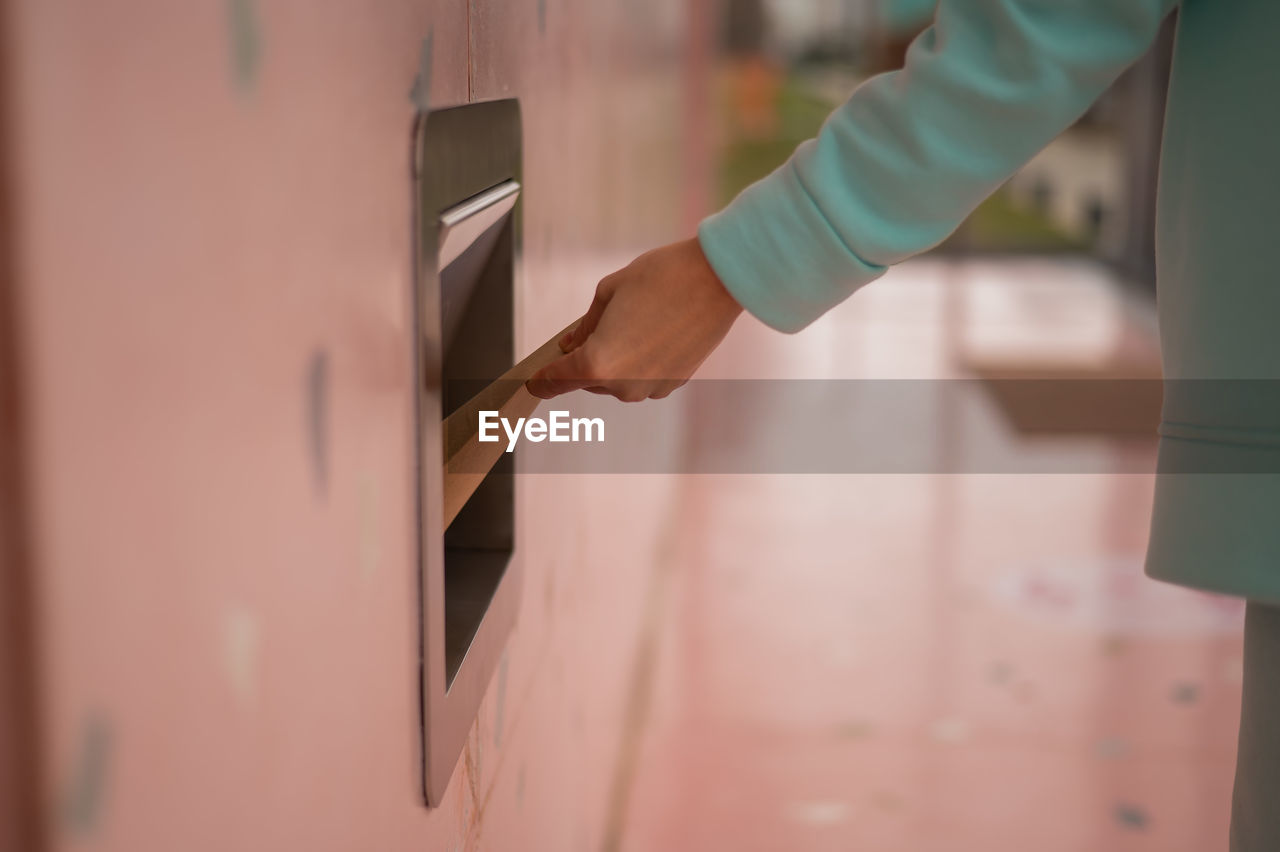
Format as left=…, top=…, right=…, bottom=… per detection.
left=764, top=0, right=875, bottom=58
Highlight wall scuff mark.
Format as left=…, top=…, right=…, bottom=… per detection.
left=410, top=30, right=434, bottom=111
left=306, top=349, right=329, bottom=497
left=227, top=0, right=262, bottom=96
left=61, top=713, right=112, bottom=835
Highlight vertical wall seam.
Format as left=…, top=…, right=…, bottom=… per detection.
left=466, top=0, right=474, bottom=102
left=0, top=0, right=48, bottom=848
left=598, top=484, right=690, bottom=852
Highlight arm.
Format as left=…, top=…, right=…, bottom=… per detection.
left=701, top=0, right=1179, bottom=332
left=529, top=0, right=1180, bottom=399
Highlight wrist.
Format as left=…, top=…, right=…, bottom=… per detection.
left=687, top=236, right=744, bottom=319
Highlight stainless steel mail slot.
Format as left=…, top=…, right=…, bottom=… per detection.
left=414, top=99, right=522, bottom=807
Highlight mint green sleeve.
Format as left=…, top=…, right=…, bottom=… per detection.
left=697, top=0, right=1179, bottom=333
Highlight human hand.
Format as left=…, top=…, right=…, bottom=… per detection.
left=526, top=238, right=743, bottom=401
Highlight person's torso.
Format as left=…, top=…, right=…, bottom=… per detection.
left=1157, top=0, right=1280, bottom=382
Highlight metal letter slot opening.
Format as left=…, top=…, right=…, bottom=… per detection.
left=414, top=99, right=522, bottom=807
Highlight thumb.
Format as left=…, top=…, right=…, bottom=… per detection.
left=526, top=344, right=600, bottom=400
left=561, top=276, right=617, bottom=351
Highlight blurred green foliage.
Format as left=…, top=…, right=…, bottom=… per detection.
left=717, top=77, right=833, bottom=208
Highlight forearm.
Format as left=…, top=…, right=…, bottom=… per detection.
left=699, top=0, right=1179, bottom=333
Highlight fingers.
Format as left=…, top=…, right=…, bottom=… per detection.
left=649, top=379, right=686, bottom=400
left=526, top=346, right=601, bottom=399
left=527, top=353, right=685, bottom=403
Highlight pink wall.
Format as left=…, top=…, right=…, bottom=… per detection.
left=4, top=1, right=712, bottom=849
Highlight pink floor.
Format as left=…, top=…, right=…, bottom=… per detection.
left=619, top=259, right=1244, bottom=852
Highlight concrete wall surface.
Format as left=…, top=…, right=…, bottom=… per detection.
left=0, top=1, right=714, bottom=849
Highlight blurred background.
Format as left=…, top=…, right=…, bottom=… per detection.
left=0, top=2, right=1238, bottom=852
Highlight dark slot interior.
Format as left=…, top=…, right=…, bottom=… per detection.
left=439, top=201, right=515, bottom=689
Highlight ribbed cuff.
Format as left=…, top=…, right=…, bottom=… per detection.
left=697, top=153, right=887, bottom=334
